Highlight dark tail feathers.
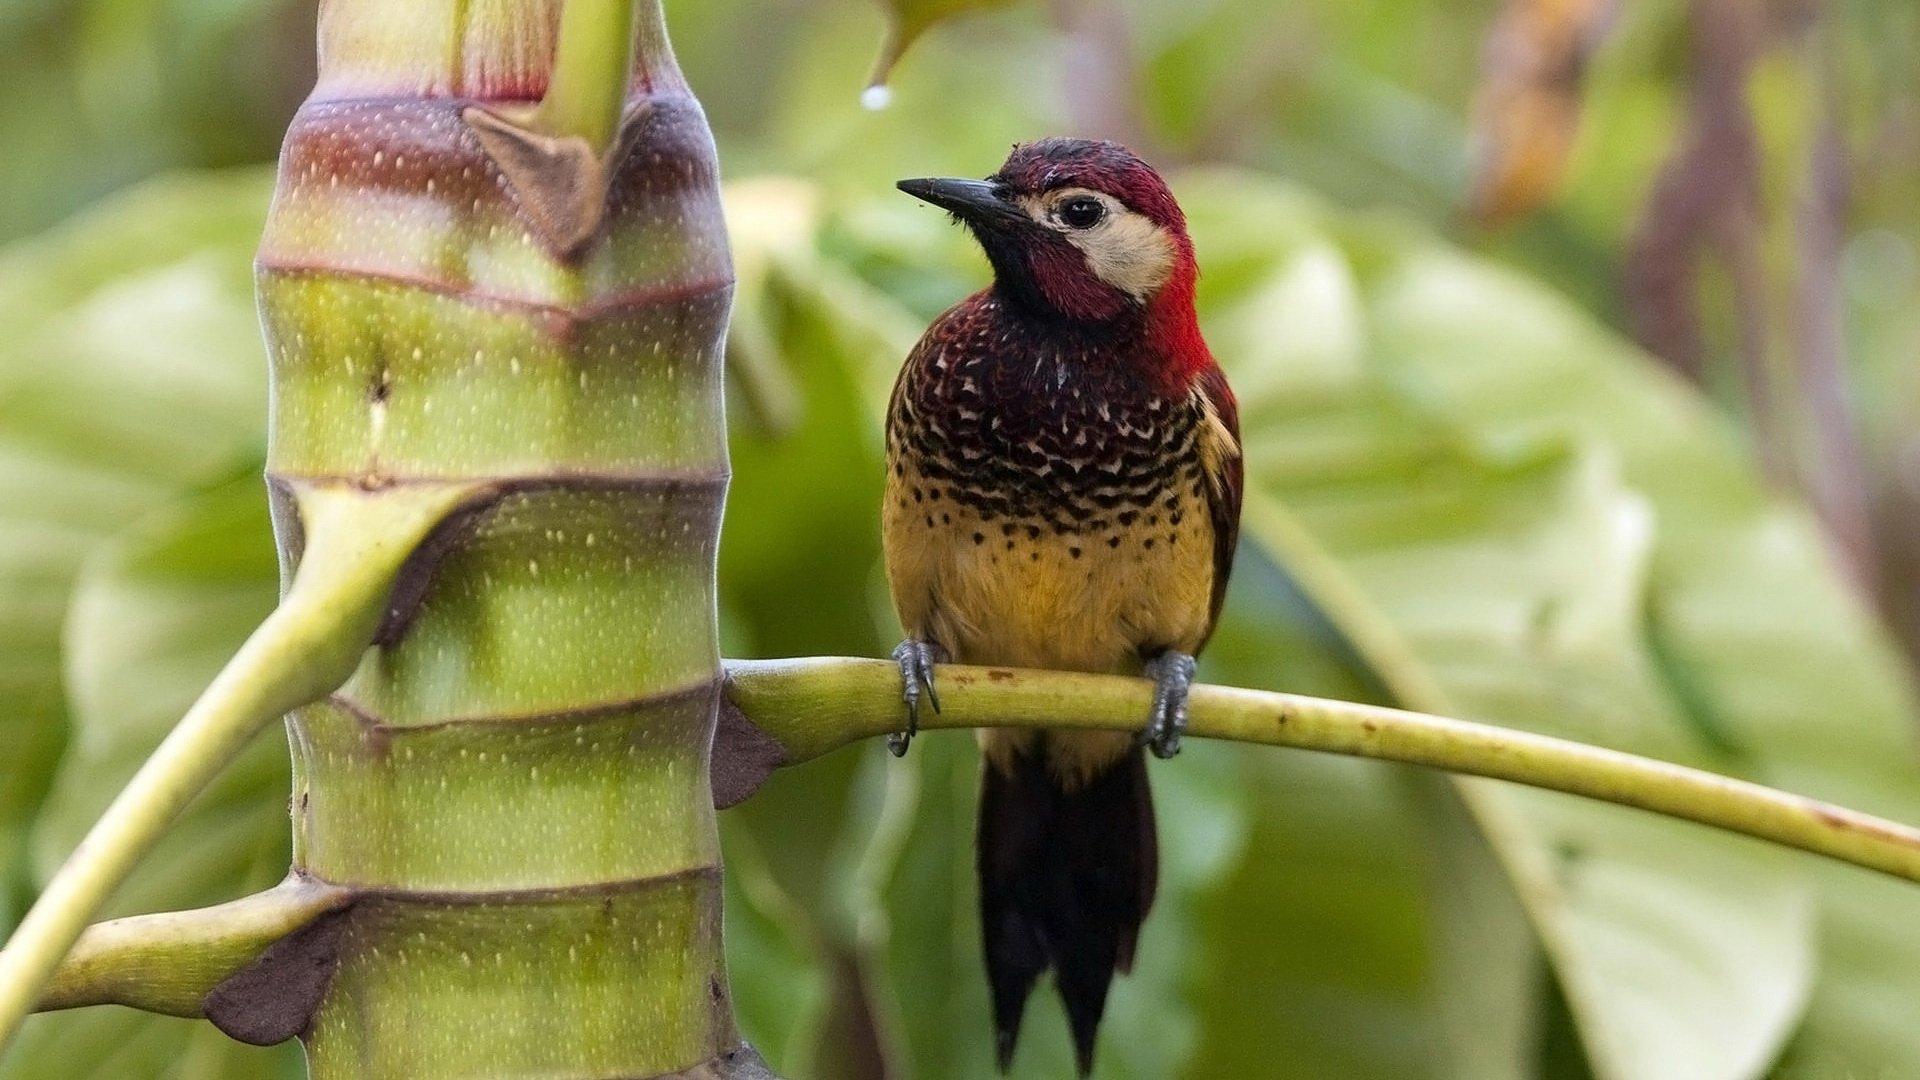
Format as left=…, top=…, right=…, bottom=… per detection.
left=977, top=742, right=1157, bottom=1076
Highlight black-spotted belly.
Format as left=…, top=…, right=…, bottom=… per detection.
left=883, top=449, right=1215, bottom=781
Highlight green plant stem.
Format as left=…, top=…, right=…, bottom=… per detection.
left=36, top=877, right=352, bottom=1017
left=31, top=652, right=1920, bottom=1034
left=257, top=0, right=742, bottom=1069
left=725, top=657, right=1920, bottom=885
left=0, top=482, right=477, bottom=1054
left=534, top=0, right=635, bottom=150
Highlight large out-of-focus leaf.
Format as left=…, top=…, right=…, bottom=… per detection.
left=0, top=1, right=302, bottom=241
left=1192, top=555, right=1460, bottom=1079
left=0, top=172, right=269, bottom=913
left=0, top=170, right=280, bottom=1075
left=1192, top=284, right=1546, bottom=1080
left=1205, top=171, right=1920, bottom=1078
left=1180, top=175, right=1819, bottom=1080
left=12, top=476, right=296, bottom=1078
left=1351, top=239, right=1920, bottom=1078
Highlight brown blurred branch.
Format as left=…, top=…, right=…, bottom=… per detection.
left=1791, top=42, right=1880, bottom=592
left=1047, top=0, right=1151, bottom=152
left=1626, top=0, right=1884, bottom=594
left=1468, top=0, right=1619, bottom=225
left=1623, top=0, right=1766, bottom=384
left=1880, top=443, right=1920, bottom=674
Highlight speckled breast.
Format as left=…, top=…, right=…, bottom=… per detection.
left=882, top=298, right=1218, bottom=675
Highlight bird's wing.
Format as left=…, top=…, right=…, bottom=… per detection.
left=883, top=340, right=934, bottom=635
left=1194, top=364, right=1243, bottom=632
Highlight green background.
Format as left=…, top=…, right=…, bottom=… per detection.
left=0, top=0, right=1917, bottom=1077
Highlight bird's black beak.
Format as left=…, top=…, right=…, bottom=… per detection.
left=897, top=177, right=1029, bottom=230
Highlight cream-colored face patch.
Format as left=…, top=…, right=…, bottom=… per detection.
left=1018, top=187, right=1176, bottom=301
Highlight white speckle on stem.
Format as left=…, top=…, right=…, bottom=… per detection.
left=861, top=84, right=893, bottom=112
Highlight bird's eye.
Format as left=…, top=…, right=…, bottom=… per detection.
left=1058, top=197, right=1106, bottom=230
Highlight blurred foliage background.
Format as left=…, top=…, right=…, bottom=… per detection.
left=0, top=0, right=1918, bottom=1077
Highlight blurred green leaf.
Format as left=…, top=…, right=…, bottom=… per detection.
left=0, top=172, right=269, bottom=915
left=0, top=2, right=302, bottom=241
left=1187, top=179, right=1821, bottom=1080
left=718, top=183, right=919, bottom=1077
left=11, top=475, right=294, bottom=1078
left=1180, top=550, right=1449, bottom=1080
left=866, top=0, right=1017, bottom=93
left=1350, top=236, right=1920, bottom=1077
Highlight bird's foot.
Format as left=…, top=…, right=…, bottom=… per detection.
left=1138, top=650, right=1196, bottom=759
left=889, top=638, right=945, bottom=757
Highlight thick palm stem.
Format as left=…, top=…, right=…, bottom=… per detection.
left=251, top=1, right=746, bottom=1075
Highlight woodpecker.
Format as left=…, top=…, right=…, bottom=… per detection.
left=883, top=139, right=1243, bottom=1075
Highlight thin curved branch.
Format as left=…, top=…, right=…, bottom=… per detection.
left=532, top=0, right=634, bottom=151
left=35, top=878, right=352, bottom=1018
left=721, top=657, right=1920, bottom=885
left=0, top=482, right=483, bottom=1051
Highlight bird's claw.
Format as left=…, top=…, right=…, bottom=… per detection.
left=889, top=638, right=945, bottom=757
left=1139, top=651, right=1196, bottom=759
